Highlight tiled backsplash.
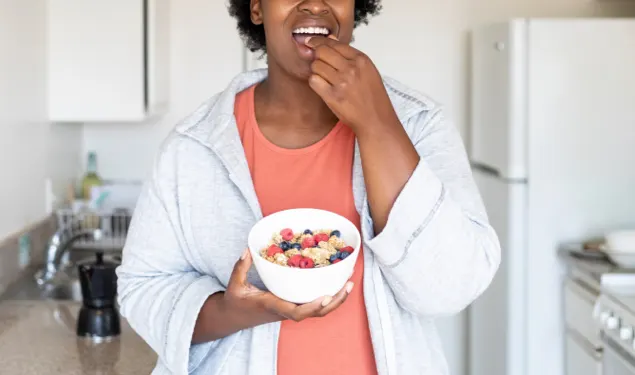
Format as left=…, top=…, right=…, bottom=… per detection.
left=0, top=216, right=56, bottom=295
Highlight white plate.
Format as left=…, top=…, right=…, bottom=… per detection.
left=601, top=243, right=635, bottom=255
left=603, top=248, right=635, bottom=269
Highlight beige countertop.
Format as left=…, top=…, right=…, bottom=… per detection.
left=0, top=300, right=157, bottom=374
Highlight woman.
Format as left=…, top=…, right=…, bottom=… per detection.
left=116, top=0, right=501, bottom=374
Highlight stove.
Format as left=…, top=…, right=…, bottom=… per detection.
left=595, top=274, right=635, bottom=374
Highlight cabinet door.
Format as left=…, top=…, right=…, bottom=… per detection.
left=47, top=0, right=147, bottom=122
left=146, top=0, right=170, bottom=116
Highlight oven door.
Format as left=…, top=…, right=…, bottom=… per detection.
left=603, top=333, right=635, bottom=375
left=567, top=330, right=602, bottom=375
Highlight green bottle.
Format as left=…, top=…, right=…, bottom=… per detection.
left=82, top=151, right=103, bottom=200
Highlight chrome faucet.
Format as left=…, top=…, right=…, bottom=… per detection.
left=35, top=227, right=103, bottom=285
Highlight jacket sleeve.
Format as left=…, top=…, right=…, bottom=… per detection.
left=116, top=137, right=226, bottom=374
left=364, top=108, right=501, bottom=317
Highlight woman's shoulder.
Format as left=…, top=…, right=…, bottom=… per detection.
left=379, top=75, right=456, bottom=141
left=380, top=75, right=442, bottom=118
left=167, top=71, right=267, bottom=148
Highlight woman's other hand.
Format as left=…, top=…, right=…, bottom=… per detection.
left=193, top=249, right=353, bottom=343
left=224, top=249, right=354, bottom=322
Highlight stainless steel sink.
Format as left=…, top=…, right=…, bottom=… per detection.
left=0, top=224, right=122, bottom=302
left=1, top=267, right=83, bottom=302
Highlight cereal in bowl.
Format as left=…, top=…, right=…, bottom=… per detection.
left=260, top=228, right=355, bottom=269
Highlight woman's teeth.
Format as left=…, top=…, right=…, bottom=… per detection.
left=292, top=27, right=330, bottom=36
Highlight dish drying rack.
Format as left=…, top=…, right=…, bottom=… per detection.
left=55, top=207, right=132, bottom=252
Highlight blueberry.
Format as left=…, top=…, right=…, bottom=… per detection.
left=340, top=252, right=350, bottom=260
left=330, top=230, right=341, bottom=238
left=303, top=229, right=313, bottom=235
left=280, top=241, right=291, bottom=251
left=291, top=243, right=302, bottom=250
left=330, top=253, right=341, bottom=263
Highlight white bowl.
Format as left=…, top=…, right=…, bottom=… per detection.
left=247, top=208, right=361, bottom=304
left=606, top=230, right=635, bottom=253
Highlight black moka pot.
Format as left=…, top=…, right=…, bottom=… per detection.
left=76, top=252, right=121, bottom=340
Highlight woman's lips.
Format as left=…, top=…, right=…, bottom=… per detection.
left=292, top=33, right=322, bottom=60
left=292, top=33, right=321, bottom=45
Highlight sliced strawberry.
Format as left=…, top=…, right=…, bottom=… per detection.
left=299, top=257, right=315, bottom=269
left=301, top=237, right=316, bottom=249
left=313, top=233, right=329, bottom=244
left=280, top=228, right=294, bottom=241
left=267, top=245, right=284, bottom=257
left=340, top=246, right=354, bottom=254
left=332, top=259, right=342, bottom=264
left=287, top=254, right=303, bottom=267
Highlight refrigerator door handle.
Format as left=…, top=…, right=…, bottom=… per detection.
left=471, top=161, right=528, bottom=183
left=471, top=161, right=502, bottom=177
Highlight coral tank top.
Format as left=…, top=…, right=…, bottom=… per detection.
left=234, top=84, right=378, bottom=375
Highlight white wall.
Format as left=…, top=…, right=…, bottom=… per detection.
left=0, top=0, right=83, bottom=239
left=80, top=1, right=635, bottom=374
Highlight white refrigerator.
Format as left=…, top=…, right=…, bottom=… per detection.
left=468, top=18, right=635, bottom=375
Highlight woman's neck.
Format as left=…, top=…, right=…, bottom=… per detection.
left=255, top=65, right=338, bottom=129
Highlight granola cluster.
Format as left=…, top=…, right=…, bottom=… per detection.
left=260, top=228, right=355, bottom=269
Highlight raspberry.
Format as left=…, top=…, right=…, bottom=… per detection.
left=280, top=228, right=294, bottom=241
left=267, top=245, right=284, bottom=257
left=332, top=259, right=342, bottom=264
left=287, top=254, right=303, bottom=267
left=340, top=246, right=354, bottom=254
left=313, top=233, right=329, bottom=244
left=299, top=257, right=315, bottom=269
left=301, top=237, right=316, bottom=249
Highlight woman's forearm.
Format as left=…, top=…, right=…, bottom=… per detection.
left=192, top=292, right=282, bottom=344
left=356, top=118, right=420, bottom=234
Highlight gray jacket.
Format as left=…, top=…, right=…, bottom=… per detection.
left=116, top=69, right=501, bottom=375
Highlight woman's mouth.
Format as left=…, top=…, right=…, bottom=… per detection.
left=292, top=27, right=331, bottom=45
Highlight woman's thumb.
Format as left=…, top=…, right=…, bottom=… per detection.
left=230, top=248, right=252, bottom=285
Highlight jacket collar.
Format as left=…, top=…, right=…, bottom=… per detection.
left=174, top=69, right=432, bottom=219
left=175, top=68, right=431, bottom=150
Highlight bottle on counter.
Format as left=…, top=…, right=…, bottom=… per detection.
left=82, top=151, right=102, bottom=200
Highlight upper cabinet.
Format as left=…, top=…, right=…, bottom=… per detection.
left=47, top=0, right=170, bottom=123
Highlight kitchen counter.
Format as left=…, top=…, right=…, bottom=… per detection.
left=558, top=244, right=634, bottom=292
left=0, top=300, right=157, bottom=374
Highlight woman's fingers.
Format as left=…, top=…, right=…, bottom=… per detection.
left=266, top=281, right=354, bottom=322
left=231, top=248, right=354, bottom=323
left=229, top=249, right=252, bottom=287
left=317, top=281, right=353, bottom=316
left=261, top=294, right=316, bottom=321
left=310, top=59, right=340, bottom=86
left=283, top=298, right=327, bottom=322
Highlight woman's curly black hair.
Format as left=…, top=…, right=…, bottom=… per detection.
left=228, top=1, right=382, bottom=54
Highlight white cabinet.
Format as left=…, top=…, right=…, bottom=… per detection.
left=47, top=0, right=169, bottom=123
